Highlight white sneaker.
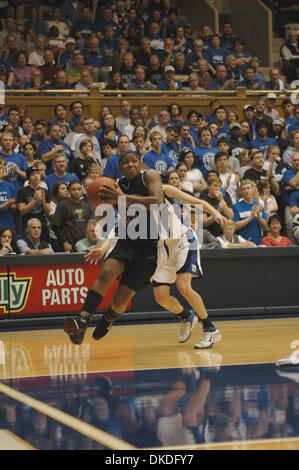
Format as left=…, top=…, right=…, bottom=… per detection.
left=178, top=312, right=198, bottom=343
left=194, top=328, right=222, bottom=349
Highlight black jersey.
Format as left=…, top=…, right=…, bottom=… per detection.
left=105, top=171, right=159, bottom=291
left=117, top=171, right=159, bottom=244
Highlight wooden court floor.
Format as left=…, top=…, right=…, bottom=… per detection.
left=0, top=316, right=299, bottom=450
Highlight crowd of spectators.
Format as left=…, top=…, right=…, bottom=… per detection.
left=0, top=1, right=298, bottom=254
left=0, top=0, right=297, bottom=93
left=0, top=95, right=298, bottom=253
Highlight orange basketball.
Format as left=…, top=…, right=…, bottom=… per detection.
left=86, top=177, right=117, bottom=210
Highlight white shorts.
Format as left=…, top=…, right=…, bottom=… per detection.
left=152, top=229, right=203, bottom=286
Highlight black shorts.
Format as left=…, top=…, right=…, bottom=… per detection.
left=105, top=238, right=158, bottom=292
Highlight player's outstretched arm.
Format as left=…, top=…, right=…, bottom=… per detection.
left=163, top=184, right=226, bottom=225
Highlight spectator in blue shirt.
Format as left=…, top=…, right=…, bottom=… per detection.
left=264, top=67, right=288, bottom=91
left=233, top=38, right=252, bottom=75
left=250, top=121, right=277, bottom=155
left=239, top=65, right=264, bottom=90
left=100, top=25, right=120, bottom=67
left=60, top=0, right=84, bottom=30
left=57, top=38, right=77, bottom=71
left=0, top=104, right=9, bottom=131
left=104, top=134, right=131, bottom=180
left=281, top=152, right=299, bottom=205
left=214, top=106, right=230, bottom=140
left=281, top=99, right=296, bottom=135
left=96, top=6, right=120, bottom=39
left=0, top=156, right=16, bottom=229
left=163, top=8, right=187, bottom=38
left=149, top=21, right=166, bottom=52
left=179, top=122, right=197, bottom=152
left=44, top=153, right=79, bottom=193
left=161, top=125, right=180, bottom=168
left=1, top=132, right=28, bottom=193
left=128, top=66, right=154, bottom=91
left=250, top=57, right=267, bottom=85
left=73, top=6, right=97, bottom=48
left=287, top=106, right=299, bottom=139
left=81, top=36, right=107, bottom=81
left=233, top=178, right=268, bottom=245
left=37, top=124, right=73, bottom=175
left=68, top=100, right=84, bottom=132
left=207, top=34, right=228, bottom=69
left=0, top=56, right=14, bottom=86
left=194, top=127, right=218, bottom=178
left=143, top=131, right=175, bottom=175
left=207, top=64, right=235, bottom=91
left=199, top=24, right=213, bottom=52
left=156, top=65, right=182, bottom=91
left=173, top=25, right=193, bottom=57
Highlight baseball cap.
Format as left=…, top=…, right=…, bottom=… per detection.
left=229, top=122, right=241, bottom=129
left=26, top=166, right=40, bottom=179
left=273, top=119, right=283, bottom=126
left=266, top=92, right=276, bottom=100
left=164, top=65, right=175, bottom=73
left=243, top=104, right=254, bottom=111
left=66, top=38, right=76, bottom=45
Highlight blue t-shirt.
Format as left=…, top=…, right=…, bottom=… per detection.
left=216, top=123, right=230, bottom=140
left=239, top=79, right=263, bottom=90
left=96, top=20, right=119, bottom=37
left=156, top=80, right=182, bottom=91
left=194, top=145, right=218, bottom=178
left=233, top=51, right=252, bottom=73
left=161, top=141, right=179, bottom=167
left=173, top=37, right=193, bottom=56
left=36, top=140, right=73, bottom=175
left=103, top=153, right=122, bottom=180
left=287, top=122, right=299, bottom=139
left=285, top=116, right=296, bottom=135
left=2, top=152, right=29, bottom=192
left=73, top=20, right=96, bottom=40
left=0, top=112, right=9, bottom=131
left=249, top=137, right=277, bottom=154
left=44, top=172, right=79, bottom=193
left=233, top=199, right=266, bottom=245
left=189, top=127, right=199, bottom=145
left=80, top=47, right=106, bottom=68
left=207, top=46, right=228, bottom=67
left=143, top=150, right=174, bottom=173
left=0, top=179, right=16, bottom=228
left=289, top=190, right=299, bottom=208
left=281, top=168, right=297, bottom=204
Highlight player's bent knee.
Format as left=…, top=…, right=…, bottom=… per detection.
left=153, top=289, right=168, bottom=306
left=97, top=267, right=118, bottom=285
left=176, top=283, right=193, bottom=298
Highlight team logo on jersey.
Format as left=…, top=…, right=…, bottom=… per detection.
left=0, top=272, right=32, bottom=313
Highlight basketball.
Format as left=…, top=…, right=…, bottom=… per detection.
left=86, top=176, right=117, bottom=209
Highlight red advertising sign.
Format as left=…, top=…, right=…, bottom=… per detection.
left=0, top=263, right=129, bottom=318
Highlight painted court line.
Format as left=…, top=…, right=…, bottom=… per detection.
left=0, top=430, right=35, bottom=450
left=0, top=382, right=137, bottom=450
left=146, top=436, right=299, bottom=450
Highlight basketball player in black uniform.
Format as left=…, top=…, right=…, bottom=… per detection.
left=63, top=150, right=164, bottom=345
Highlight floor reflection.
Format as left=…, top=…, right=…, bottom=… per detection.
left=1, top=353, right=299, bottom=450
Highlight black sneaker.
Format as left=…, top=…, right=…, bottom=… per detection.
left=92, top=315, right=114, bottom=340
left=63, top=316, right=89, bottom=345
